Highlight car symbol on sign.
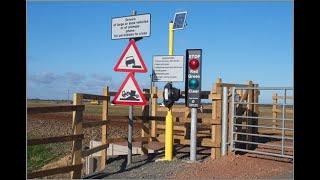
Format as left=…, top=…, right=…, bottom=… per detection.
left=125, top=56, right=135, bottom=67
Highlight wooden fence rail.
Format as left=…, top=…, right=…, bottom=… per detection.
left=272, top=93, right=294, bottom=129
left=27, top=105, right=84, bottom=114
left=28, top=134, right=84, bottom=146
left=27, top=164, right=83, bottom=179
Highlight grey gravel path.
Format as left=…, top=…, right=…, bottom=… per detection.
left=82, top=146, right=211, bottom=179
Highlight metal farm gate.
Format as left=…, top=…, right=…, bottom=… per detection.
left=230, top=87, right=294, bottom=159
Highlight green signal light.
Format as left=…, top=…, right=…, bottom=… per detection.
left=189, top=79, right=199, bottom=89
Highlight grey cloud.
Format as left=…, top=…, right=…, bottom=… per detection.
left=91, top=74, right=112, bottom=82
left=27, top=55, right=41, bottom=62
left=29, top=72, right=86, bottom=85
left=65, top=72, right=86, bottom=85
left=84, top=80, right=106, bottom=88
left=28, top=72, right=120, bottom=99
left=29, top=72, right=61, bottom=84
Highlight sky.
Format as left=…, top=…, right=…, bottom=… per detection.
left=27, top=1, right=293, bottom=103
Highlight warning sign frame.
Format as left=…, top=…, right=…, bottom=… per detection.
left=112, top=72, right=147, bottom=106
left=114, top=40, right=147, bottom=73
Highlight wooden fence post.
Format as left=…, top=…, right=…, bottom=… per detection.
left=151, top=86, right=158, bottom=141
left=184, top=107, right=190, bottom=117
left=141, top=89, right=150, bottom=155
left=71, top=93, right=83, bottom=179
left=272, top=93, right=278, bottom=130
left=211, top=78, right=222, bottom=159
left=101, top=86, right=109, bottom=170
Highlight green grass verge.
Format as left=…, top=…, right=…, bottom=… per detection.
left=27, top=134, right=67, bottom=172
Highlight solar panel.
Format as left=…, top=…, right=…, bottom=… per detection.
left=172, top=11, right=187, bottom=30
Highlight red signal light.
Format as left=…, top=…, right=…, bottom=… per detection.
left=189, top=59, right=199, bottom=70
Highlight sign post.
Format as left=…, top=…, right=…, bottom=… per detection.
left=128, top=10, right=135, bottom=166
left=185, top=49, right=202, bottom=161
left=156, top=12, right=188, bottom=162
left=112, top=10, right=149, bottom=166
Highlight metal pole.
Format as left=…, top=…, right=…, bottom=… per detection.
left=190, top=108, right=197, bottom=161
left=281, top=89, right=287, bottom=155
left=221, top=87, right=228, bottom=156
left=67, top=89, right=69, bottom=103
left=162, top=21, right=174, bottom=161
left=169, top=22, right=174, bottom=55
left=127, top=10, right=137, bottom=166
left=128, top=104, right=133, bottom=165
left=149, top=74, right=153, bottom=116
left=164, top=107, right=173, bottom=160
left=230, top=87, right=236, bottom=151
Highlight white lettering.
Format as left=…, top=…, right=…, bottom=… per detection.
left=188, top=89, right=199, bottom=93
left=188, top=74, right=200, bottom=78
left=125, top=17, right=136, bottom=21
left=189, top=103, right=199, bottom=107
left=189, top=54, right=201, bottom=59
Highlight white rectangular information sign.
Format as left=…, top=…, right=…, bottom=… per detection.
left=112, top=14, right=151, bottom=40
left=152, top=55, right=184, bottom=82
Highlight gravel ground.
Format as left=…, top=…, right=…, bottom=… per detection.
left=83, top=145, right=211, bottom=179
left=168, top=153, right=293, bottom=179
left=81, top=146, right=293, bottom=179
left=27, top=113, right=293, bottom=179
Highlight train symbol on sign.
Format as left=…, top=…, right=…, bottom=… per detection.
left=125, top=56, right=142, bottom=68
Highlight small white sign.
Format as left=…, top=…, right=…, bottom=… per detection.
left=152, top=55, right=184, bottom=82
left=112, top=14, right=151, bottom=40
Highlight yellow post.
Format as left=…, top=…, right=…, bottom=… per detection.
left=157, top=22, right=174, bottom=161
left=169, top=22, right=174, bottom=55
left=163, top=21, right=174, bottom=160
left=167, top=21, right=175, bottom=160
left=165, top=107, right=173, bottom=160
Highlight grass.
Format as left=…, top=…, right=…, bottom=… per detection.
left=27, top=134, right=67, bottom=173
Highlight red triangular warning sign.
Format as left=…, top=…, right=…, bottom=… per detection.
left=112, top=73, right=147, bottom=106
left=114, top=40, right=147, bottom=73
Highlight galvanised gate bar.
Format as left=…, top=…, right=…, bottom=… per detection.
left=230, top=87, right=293, bottom=159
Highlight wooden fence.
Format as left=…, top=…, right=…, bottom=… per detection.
left=27, top=105, right=85, bottom=179
left=27, top=87, right=150, bottom=179
left=27, top=78, right=258, bottom=179
left=272, top=93, right=294, bottom=129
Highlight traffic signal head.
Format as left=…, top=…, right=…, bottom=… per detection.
left=185, top=49, right=202, bottom=108
left=163, top=82, right=180, bottom=108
